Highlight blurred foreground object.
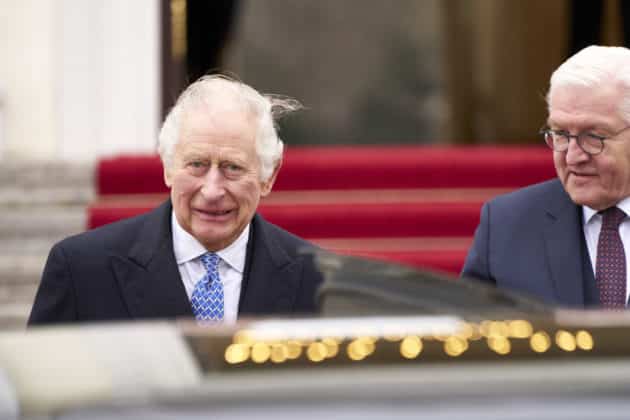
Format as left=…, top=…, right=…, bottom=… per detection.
left=312, top=250, right=550, bottom=318
left=6, top=253, right=630, bottom=419
left=4, top=310, right=630, bottom=419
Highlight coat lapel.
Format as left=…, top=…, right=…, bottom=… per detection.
left=542, top=182, right=586, bottom=307
left=238, top=215, right=303, bottom=316
left=110, top=201, right=193, bottom=319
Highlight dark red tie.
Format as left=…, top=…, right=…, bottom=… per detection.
left=596, top=207, right=627, bottom=308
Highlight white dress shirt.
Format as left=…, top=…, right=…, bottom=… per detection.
left=171, top=212, right=249, bottom=324
left=582, top=197, right=630, bottom=302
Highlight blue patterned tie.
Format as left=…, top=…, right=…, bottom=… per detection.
left=191, top=253, right=224, bottom=321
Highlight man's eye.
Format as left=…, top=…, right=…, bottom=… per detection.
left=222, top=163, right=244, bottom=177
left=584, top=132, right=605, bottom=140
left=186, top=161, right=208, bottom=175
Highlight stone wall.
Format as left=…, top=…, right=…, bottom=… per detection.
left=225, top=0, right=446, bottom=145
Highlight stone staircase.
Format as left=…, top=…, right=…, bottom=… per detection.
left=0, top=161, right=93, bottom=329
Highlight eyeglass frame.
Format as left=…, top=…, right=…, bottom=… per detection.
left=540, top=125, right=630, bottom=156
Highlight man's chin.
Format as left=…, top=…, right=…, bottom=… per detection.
left=567, top=189, right=608, bottom=210
left=191, top=218, right=249, bottom=249
left=192, top=231, right=234, bottom=251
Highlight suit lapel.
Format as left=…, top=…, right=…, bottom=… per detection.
left=542, top=182, right=586, bottom=306
left=238, top=214, right=303, bottom=315
left=110, top=201, right=193, bottom=319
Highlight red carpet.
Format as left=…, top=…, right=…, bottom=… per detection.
left=89, top=200, right=483, bottom=238
left=90, top=145, right=555, bottom=273
left=97, top=146, right=555, bottom=194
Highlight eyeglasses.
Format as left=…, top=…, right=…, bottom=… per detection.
left=540, top=126, right=630, bottom=156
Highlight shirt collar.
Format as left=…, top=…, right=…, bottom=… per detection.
left=171, top=211, right=249, bottom=273
left=582, top=196, right=630, bottom=225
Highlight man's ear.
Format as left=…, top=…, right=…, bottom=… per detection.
left=163, top=165, right=173, bottom=188
left=260, top=159, right=282, bottom=197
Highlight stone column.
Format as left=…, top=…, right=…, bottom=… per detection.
left=1, top=0, right=160, bottom=163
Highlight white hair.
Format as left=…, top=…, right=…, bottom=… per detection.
left=158, top=74, right=302, bottom=181
left=547, top=45, right=630, bottom=123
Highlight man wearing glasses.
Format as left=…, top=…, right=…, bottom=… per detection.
left=462, top=45, right=630, bottom=309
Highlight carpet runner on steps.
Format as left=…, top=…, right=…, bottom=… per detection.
left=97, top=146, right=555, bottom=194
left=89, top=193, right=488, bottom=237
left=91, top=146, right=556, bottom=274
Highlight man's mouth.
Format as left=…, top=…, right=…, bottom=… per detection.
left=193, top=209, right=234, bottom=218
left=568, top=171, right=597, bottom=183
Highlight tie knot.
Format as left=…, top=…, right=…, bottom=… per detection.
left=200, top=252, right=220, bottom=273
left=601, top=206, right=626, bottom=229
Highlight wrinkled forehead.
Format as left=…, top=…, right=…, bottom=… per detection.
left=178, top=101, right=258, bottom=142
left=548, top=82, right=624, bottom=128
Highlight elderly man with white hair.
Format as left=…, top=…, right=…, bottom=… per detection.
left=463, top=46, right=630, bottom=309
left=29, top=75, right=322, bottom=324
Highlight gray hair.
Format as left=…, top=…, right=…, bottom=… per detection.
left=158, top=75, right=303, bottom=181
left=547, top=45, right=630, bottom=123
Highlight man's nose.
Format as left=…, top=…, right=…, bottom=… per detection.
left=200, top=167, right=226, bottom=199
left=565, top=136, right=589, bottom=165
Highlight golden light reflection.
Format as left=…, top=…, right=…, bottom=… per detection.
left=358, top=337, right=376, bottom=356
left=232, top=330, right=256, bottom=346
left=530, top=331, right=551, bottom=353
left=444, top=336, right=468, bottom=357
left=270, top=343, right=289, bottom=363
left=456, top=323, right=474, bottom=340
left=347, top=338, right=376, bottom=361
left=322, top=338, right=340, bottom=358
left=467, top=323, right=483, bottom=340
left=555, top=330, right=576, bottom=352
left=433, top=334, right=451, bottom=341
left=508, top=320, right=533, bottom=338
left=400, top=336, right=423, bottom=359
left=286, top=340, right=303, bottom=359
left=487, top=321, right=509, bottom=337
left=575, top=330, right=594, bottom=351
left=487, top=336, right=511, bottom=355
left=306, top=342, right=327, bottom=362
left=479, top=320, right=493, bottom=337
left=251, top=343, right=271, bottom=363
left=347, top=341, right=364, bottom=361
left=384, top=334, right=404, bottom=342
left=224, top=344, right=250, bottom=364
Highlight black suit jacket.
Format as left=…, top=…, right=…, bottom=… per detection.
left=28, top=201, right=323, bottom=324
left=462, top=179, right=599, bottom=308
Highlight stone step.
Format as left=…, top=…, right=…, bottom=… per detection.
left=0, top=283, right=37, bottom=306
left=0, top=161, right=93, bottom=206
left=0, top=161, right=93, bottom=187
left=0, top=303, right=30, bottom=330
left=0, top=254, right=44, bottom=326
left=0, top=254, right=46, bottom=284
left=0, top=237, right=67, bottom=257
left=0, top=161, right=94, bottom=330
left=0, top=253, right=64, bottom=330
left=0, top=206, right=86, bottom=239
